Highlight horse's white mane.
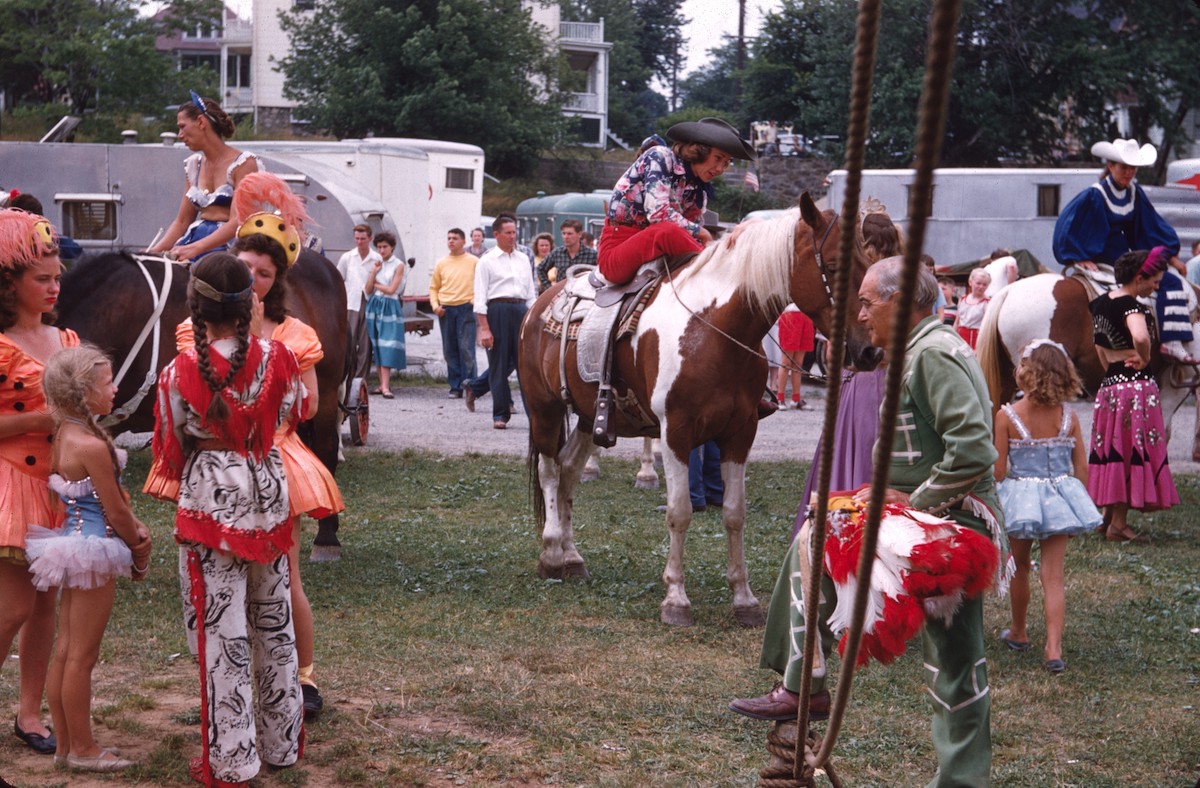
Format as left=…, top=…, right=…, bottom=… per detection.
left=674, top=207, right=801, bottom=317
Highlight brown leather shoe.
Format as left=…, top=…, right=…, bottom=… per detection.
left=728, top=683, right=830, bottom=722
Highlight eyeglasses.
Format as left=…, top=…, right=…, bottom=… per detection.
left=858, top=297, right=889, bottom=311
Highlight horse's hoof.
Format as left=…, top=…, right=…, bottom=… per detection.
left=660, top=604, right=694, bottom=627
left=562, top=561, right=590, bottom=580
left=581, top=468, right=601, bottom=482
left=733, top=604, right=767, bottom=628
left=538, top=561, right=564, bottom=580
left=634, top=476, right=659, bottom=490
left=308, top=545, right=342, bottom=563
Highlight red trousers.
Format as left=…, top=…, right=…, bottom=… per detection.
left=598, top=222, right=703, bottom=284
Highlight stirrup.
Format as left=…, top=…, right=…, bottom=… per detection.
left=593, top=386, right=618, bottom=448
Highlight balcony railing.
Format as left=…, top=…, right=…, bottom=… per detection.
left=221, top=17, right=252, bottom=44
left=559, top=20, right=604, bottom=43
left=563, top=92, right=601, bottom=113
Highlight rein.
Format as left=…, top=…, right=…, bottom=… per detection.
left=662, top=212, right=840, bottom=361
left=99, top=254, right=179, bottom=428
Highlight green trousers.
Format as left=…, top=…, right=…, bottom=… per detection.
left=759, top=526, right=992, bottom=787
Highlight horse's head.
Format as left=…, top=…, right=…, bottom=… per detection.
left=794, top=193, right=879, bottom=370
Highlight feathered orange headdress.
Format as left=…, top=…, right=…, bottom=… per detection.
left=233, top=171, right=311, bottom=267
left=0, top=209, right=58, bottom=271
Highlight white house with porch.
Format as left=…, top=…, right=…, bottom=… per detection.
left=157, top=0, right=612, bottom=144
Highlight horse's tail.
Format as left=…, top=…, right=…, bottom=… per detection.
left=976, top=286, right=1012, bottom=417
left=528, top=434, right=545, bottom=528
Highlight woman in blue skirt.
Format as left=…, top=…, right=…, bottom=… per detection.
left=364, top=232, right=407, bottom=397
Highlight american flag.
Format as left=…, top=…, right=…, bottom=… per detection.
left=743, top=167, right=760, bottom=193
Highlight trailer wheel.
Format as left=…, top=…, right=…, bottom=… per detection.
left=347, top=376, right=370, bottom=446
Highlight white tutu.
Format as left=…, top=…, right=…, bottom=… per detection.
left=24, top=525, right=132, bottom=591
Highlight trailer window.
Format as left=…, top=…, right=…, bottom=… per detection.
left=1037, top=185, right=1060, bottom=217
left=60, top=201, right=117, bottom=242
left=445, top=168, right=475, bottom=191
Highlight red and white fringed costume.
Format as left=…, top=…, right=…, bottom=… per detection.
left=820, top=493, right=999, bottom=667
left=145, top=336, right=306, bottom=785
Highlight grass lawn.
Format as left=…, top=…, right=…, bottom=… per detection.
left=2, top=450, right=1197, bottom=786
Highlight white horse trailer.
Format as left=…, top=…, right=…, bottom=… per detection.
left=827, top=167, right=1200, bottom=267
left=826, top=168, right=1106, bottom=267
left=0, top=140, right=400, bottom=261
left=239, top=138, right=486, bottom=300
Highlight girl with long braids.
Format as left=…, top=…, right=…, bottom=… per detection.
left=24, top=345, right=151, bottom=772
left=0, top=209, right=80, bottom=758
left=150, top=170, right=343, bottom=719
left=145, top=253, right=305, bottom=787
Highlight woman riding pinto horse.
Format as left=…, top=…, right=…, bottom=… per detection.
left=521, top=195, right=876, bottom=627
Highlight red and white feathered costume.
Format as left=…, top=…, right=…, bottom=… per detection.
left=819, top=493, right=999, bottom=667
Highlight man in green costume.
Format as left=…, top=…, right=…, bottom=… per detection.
left=729, top=257, right=1007, bottom=787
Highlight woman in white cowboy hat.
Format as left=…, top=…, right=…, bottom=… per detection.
left=1052, top=138, right=1196, bottom=363
left=597, top=117, right=756, bottom=285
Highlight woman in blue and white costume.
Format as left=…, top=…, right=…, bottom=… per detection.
left=148, top=93, right=259, bottom=263
left=1053, top=137, right=1196, bottom=364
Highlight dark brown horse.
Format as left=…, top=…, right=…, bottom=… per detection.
left=57, top=250, right=349, bottom=554
left=518, top=194, right=876, bottom=627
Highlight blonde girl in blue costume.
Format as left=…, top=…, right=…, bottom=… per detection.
left=993, top=340, right=1102, bottom=674
left=25, top=345, right=152, bottom=773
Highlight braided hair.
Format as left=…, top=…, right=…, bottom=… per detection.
left=188, top=253, right=254, bottom=422
left=42, top=344, right=122, bottom=480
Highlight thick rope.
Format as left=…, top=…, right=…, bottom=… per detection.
left=760, top=725, right=843, bottom=788
left=808, top=0, right=963, bottom=774
left=792, top=0, right=882, bottom=778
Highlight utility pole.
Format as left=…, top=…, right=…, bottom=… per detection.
left=735, top=0, right=746, bottom=112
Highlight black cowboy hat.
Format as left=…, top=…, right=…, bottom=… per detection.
left=667, top=117, right=757, bottom=161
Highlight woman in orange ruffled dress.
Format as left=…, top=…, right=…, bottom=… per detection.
left=0, top=209, right=79, bottom=756
left=146, top=172, right=343, bottom=719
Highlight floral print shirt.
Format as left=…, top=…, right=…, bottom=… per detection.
left=607, top=145, right=707, bottom=238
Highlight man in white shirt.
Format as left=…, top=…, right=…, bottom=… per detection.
left=463, top=216, right=536, bottom=429
left=336, top=224, right=383, bottom=377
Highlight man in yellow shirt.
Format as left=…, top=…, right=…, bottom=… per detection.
left=429, top=228, right=479, bottom=398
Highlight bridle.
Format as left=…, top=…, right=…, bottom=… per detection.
left=811, top=210, right=841, bottom=309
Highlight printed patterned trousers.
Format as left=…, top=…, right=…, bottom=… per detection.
left=184, top=547, right=303, bottom=783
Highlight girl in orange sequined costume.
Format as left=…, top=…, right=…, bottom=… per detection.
left=0, top=209, right=79, bottom=757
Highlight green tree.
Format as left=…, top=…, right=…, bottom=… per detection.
left=744, top=0, right=1200, bottom=169
left=279, top=0, right=564, bottom=176
left=0, top=0, right=221, bottom=115
left=677, top=42, right=741, bottom=121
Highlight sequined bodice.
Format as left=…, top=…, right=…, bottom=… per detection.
left=1003, top=405, right=1075, bottom=481
left=48, top=448, right=126, bottom=539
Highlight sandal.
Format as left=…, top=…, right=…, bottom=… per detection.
left=1106, top=527, right=1149, bottom=543
left=999, top=628, right=1030, bottom=652
left=380, top=390, right=394, bottom=399
left=1043, top=658, right=1066, bottom=674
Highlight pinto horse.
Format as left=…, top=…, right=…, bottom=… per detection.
left=976, top=273, right=1196, bottom=438
left=519, top=194, right=876, bottom=627
left=56, top=250, right=349, bottom=554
